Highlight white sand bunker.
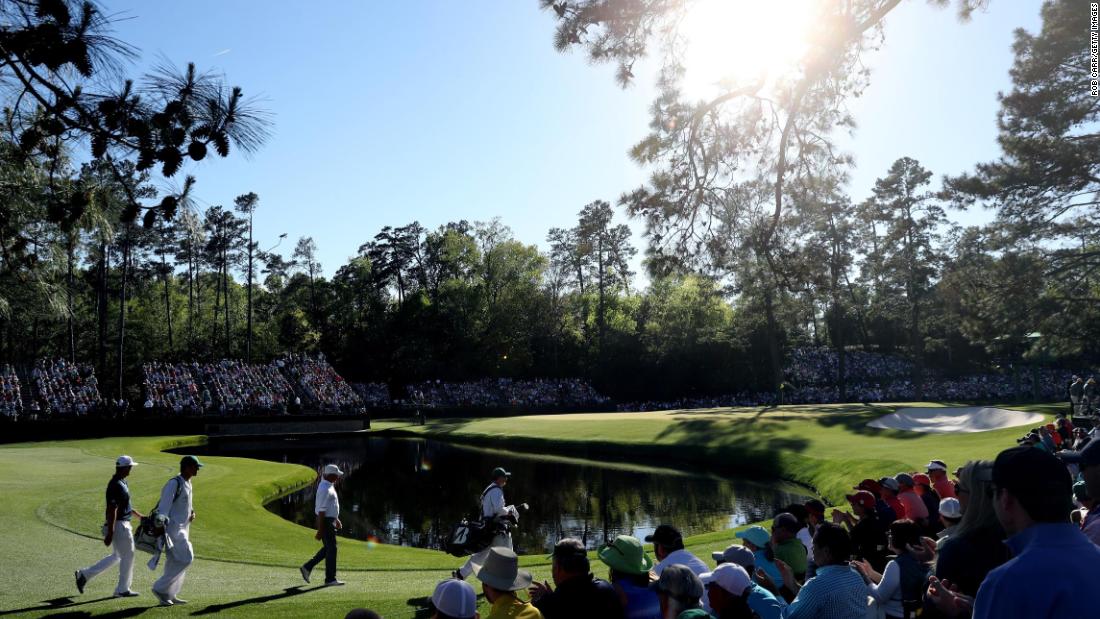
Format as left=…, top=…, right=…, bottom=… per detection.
left=868, top=406, right=1044, bottom=433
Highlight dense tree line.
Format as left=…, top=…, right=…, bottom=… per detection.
left=0, top=0, right=1094, bottom=403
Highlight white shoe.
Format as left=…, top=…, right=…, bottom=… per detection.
left=169, top=597, right=188, bottom=604
left=152, top=589, right=174, bottom=606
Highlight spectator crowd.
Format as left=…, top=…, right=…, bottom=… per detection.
left=1, top=363, right=23, bottom=418
left=403, top=377, right=610, bottom=411
left=279, top=353, right=363, bottom=413
left=30, top=358, right=102, bottom=416
left=380, top=411, right=1100, bottom=619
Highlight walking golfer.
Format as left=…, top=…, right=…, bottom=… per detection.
left=151, top=455, right=202, bottom=606
left=301, top=463, right=345, bottom=586
left=74, top=455, right=143, bottom=598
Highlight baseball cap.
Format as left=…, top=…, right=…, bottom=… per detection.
left=645, top=524, right=683, bottom=546
left=650, top=564, right=704, bottom=600
left=939, top=497, right=962, bottom=520
left=115, top=455, right=138, bottom=468
left=180, top=455, right=204, bottom=469
left=772, top=512, right=800, bottom=532
left=993, top=446, right=1072, bottom=507
left=879, top=477, right=900, bottom=492
left=895, top=473, right=915, bottom=488
left=846, top=490, right=876, bottom=511
left=804, top=499, right=826, bottom=517
left=431, top=579, right=476, bottom=619
left=700, top=563, right=752, bottom=597
left=711, top=544, right=755, bottom=568
left=734, top=525, right=771, bottom=548
left=855, top=478, right=882, bottom=494
left=491, top=466, right=511, bottom=478
left=323, top=464, right=345, bottom=477
left=912, top=473, right=931, bottom=487
left=926, top=460, right=947, bottom=472
left=1073, top=480, right=1090, bottom=502
left=1058, top=439, right=1100, bottom=469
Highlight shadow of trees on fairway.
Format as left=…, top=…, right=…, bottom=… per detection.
left=0, top=596, right=115, bottom=617
left=189, top=585, right=325, bottom=615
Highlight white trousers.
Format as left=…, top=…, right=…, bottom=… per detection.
left=152, top=525, right=193, bottom=599
left=457, top=532, right=512, bottom=579
left=80, top=521, right=135, bottom=594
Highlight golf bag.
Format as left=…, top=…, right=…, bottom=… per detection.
left=134, top=476, right=182, bottom=554
left=445, top=517, right=494, bottom=557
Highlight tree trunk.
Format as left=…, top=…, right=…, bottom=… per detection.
left=246, top=212, right=254, bottom=363
left=223, top=249, right=231, bottom=358
left=764, top=284, right=783, bottom=403
left=162, top=252, right=174, bottom=353
left=97, top=242, right=109, bottom=372
left=116, top=230, right=129, bottom=398
left=66, top=235, right=76, bottom=362
left=187, top=245, right=194, bottom=354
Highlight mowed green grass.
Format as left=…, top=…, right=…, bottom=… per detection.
left=0, top=402, right=1057, bottom=617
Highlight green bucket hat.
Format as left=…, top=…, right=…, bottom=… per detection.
left=598, top=535, right=654, bottom=575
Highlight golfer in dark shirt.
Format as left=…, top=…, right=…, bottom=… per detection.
left=75, top=455, right=144, bottom=597
left=529, top=538, right=625, bottom=619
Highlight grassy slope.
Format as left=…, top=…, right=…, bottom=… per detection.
left=0, top=402, right=1056, bottom=617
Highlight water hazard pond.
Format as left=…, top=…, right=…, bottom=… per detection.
left=190, top=435, right=812, bottom=553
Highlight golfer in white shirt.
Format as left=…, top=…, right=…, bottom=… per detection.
left=300, top=464, right=345, bottom=586
left=151, top=455, right=202, bottom=606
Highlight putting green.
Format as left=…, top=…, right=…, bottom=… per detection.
left=0, top=402, right=1056, bottom=617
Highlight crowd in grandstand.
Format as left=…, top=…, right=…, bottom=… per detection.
left=351, top=382, right=391, bottom=408
left=197, top=360, right=295, bottom=415
left=30, top=358, right=101, bottom=416
left=278, top=353, right=363, bottom=413
left=142, top=362, right=203, bottom=415
left=1, top=364, right=22, bottom=418
left=403, top=377, right=611, bottom=410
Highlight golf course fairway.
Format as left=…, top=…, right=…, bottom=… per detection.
left=0, top=402, right=1057, bottom=617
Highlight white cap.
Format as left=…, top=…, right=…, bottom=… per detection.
left=323, top=464, right=344, bottom=477
left=939, top=497, right=962, bottom=520
left=116, top=455, right=137, bottom=468
left=432, top=579, right=476, bottom=618
left=700, top=563, right=752, bottom=597
left=926, top=460, right=947, bottom=472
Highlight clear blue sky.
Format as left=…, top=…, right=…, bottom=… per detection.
left=103, top=0, right=1043, bottom=277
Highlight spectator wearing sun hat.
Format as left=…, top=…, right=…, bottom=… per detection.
left=471, top=547, right=542, bottom=619
left=734, top=526, right=784, bottom=591
left=926, top=460, right=956, bottom=499
left=598, top=536, right=659, bottom=619
left=431, top=578, right=479, bottom=619
left=706, top=551, right=786, bottom=619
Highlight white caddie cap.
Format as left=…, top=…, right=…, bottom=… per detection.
left=431, top=578, right=476, bottom=618
left=116, top=455, right=137, bottom=468
left=926, top=460, right=948, bottom=472
left=700, top=563, right=752, bottom=597
left=323, top=464, right=345, bottom=477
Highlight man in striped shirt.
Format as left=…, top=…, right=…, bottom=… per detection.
left=756, top=523, right=868, bottom=619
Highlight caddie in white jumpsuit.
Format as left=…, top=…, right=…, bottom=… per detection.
left=74, top=455, right=144, bottom=597
left=151, top=454, right=203, bottom=606
left=455, top=466, right=519, bottom=579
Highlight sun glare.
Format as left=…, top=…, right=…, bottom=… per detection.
left=678, top=0, right=819, bottom=100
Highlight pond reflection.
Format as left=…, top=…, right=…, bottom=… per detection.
left=191, top=435, right=811, bottom=553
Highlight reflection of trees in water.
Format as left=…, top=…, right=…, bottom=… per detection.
left=226, top=437, right=810, bottom=553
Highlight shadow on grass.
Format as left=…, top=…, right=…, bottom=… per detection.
left=0, top=596, right=114, bottom=617
left=39, top=609, right=147, bottom=619
left=188, top=585, right=326, bottom=615
left=810, top=403, right=928, bottom=440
